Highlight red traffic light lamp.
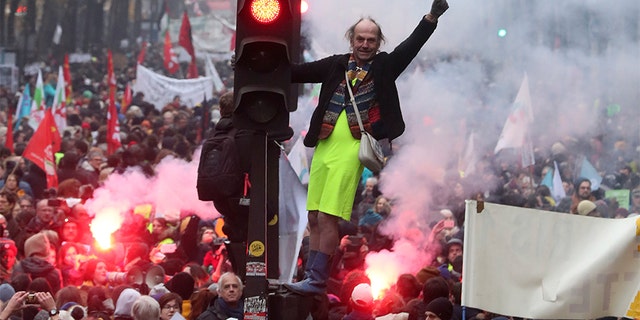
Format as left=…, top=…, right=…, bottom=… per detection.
left=233, top=0, right=300, bottom=135
left=250, top=0, right=282, bottom=23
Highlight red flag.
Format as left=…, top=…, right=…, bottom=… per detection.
left=179, top=11, right=195, bottom=58
left=230, top=30, right=236, bottom=51
left=164, top=31, right=179, bottom=74
left=187, top=58, right=198, bottom=79
left=63, top=54, right=73, bottom=105
left=121, top=82, right=132, bottom=114
left=137, top=41, right=147, bottom=65
left=23, top=109, right=59, bottom=189
left=5, top=112, right=14, bottom=154
left=107, top=50, right=122, bottom=155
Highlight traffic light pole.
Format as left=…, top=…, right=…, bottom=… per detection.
left=234, top=1, right=307, bottom=316
left=243, top=132, right=271, bottom=319
left=243, top=130, right=315, bottom=319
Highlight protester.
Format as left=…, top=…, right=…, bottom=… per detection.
left=158, top=292, right=183, bottom=320
left=344, top=283, right=376, bottom=320
left=197, top=272, right=243, bottom=320
left=11, top=231, right=62, bottom=294
left=286, top=0, right=450, bottom=296
left=132, top=295, right=161, bottom=320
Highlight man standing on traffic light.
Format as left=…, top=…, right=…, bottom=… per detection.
left=285, top=0, right=449, bottom=296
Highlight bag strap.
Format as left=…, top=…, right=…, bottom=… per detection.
left=345, top=71, right=366, bottom=133
left=344, top=72, right=394, bottom=155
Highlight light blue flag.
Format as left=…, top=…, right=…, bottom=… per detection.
left=541, top=166, right=553, bottom=189
left=552, top=161, right=566, bottom=201
left=541, top=161, right=567, bottom=202
left=580, top=157, right=602, bottom=191
left=14, top=84, right=31, bottom=130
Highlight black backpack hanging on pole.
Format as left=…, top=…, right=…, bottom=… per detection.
left=196, top=126, right=247, bottom=204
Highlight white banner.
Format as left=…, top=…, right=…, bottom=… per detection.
left=462, top=200, right=640, bottom=319
left=132, top=64, right=214, bottom=110
left=285, top=136, right=310, bottom=185
left=278, top=152, right=308, bottom=283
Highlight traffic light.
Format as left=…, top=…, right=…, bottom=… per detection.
left=233, top=0, right=300, bottom=135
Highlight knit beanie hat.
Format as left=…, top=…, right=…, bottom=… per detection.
left=24, top=232, right=52, bottom=259
left=416, top=266, right=441, bottom=285
left=114, top=288, right=141, bottom=317
left=425, top=297, right=453, bottom=320
left=577, top=200, right=597, bottom=216
left=165, top=272, right=194, bottom=300
left=0, top=283, right=15, bottom=302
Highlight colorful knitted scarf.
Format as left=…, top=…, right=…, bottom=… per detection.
left=318, top=56, right=378, bottom=140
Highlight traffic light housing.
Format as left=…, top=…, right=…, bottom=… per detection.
left=233, top=0, right=300, bottom=136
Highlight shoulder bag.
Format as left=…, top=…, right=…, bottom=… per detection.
left=345, top=71, right=385, bottom=173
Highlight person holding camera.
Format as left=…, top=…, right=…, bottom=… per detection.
left=285, top=0, right=449, bottom=296
left=328, top=235, right=369, bottom=286
left=0, top=290, right=60, bottom=320
left=194, top=226, right=216, bottom=266
left=203, top=240, right=232, bottom=283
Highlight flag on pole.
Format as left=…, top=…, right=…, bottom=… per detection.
left=163, top=31, right=179, bottom=74
left=494, top=73, right=534, bottom=167
left=228, top=25, right=236, bottom=51
left=52, top=24, right=62, bottom=45
left=137, top=41, right=148, bottom=65
left=278, top=152, right=309, bottom=283
left=204, top=55, right=225, bottom=92
left=186, top=59, right=198, bottom=79
left=14, top=83, right=31, bottom=131
left=179, top=11, right=195, bottom=58
left=179, top=10, right=198, bottom=79
left=551, top=160, right=566, bottom=201
left=539, top=161, right=565, bottom=201
left=541, top=167, right=553, bottom=189
left=107, top=50, right=122, bottom=155
left=579, top=156, right=602, bottom=191
left=63, top=54, right=73, bottom=105
left=28, top=70, right=46, bottom=130
left=458, top=131, right=477, bottom=178
left=51, top=66, right=67, bottom=136
left=23, top=109, right=60, bottom=189
left=285, top=136, right=310, bottom=184
left=121, top=82, right=132, bottom=114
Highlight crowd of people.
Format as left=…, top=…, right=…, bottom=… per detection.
left=0, top=3, right=639, bottom=320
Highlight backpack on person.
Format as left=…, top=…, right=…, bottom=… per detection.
left=197, top=127, right=248, bottom=204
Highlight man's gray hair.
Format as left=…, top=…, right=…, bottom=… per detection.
left=217, top=272, right=244, bottom=293
left=345, top=17, right=386, bottom=44
left=132, top=296, right=160, bottom=320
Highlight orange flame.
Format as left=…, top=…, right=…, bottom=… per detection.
left=90, top=207, right=124, bottom=250
left=366, top=266, right=397, bottom=299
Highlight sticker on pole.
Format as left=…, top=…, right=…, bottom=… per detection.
left=244, top=295, right=267, bottom=319
left=249, top=240, right=265, bottom=257
left=246, top=262, right=266, bottom=277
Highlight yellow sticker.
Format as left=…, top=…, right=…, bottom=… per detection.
left=636, top=217, right=640, bottom=236
left=249, top=241, right=265, bottom=257
left=268, top=214, right=278, bottom=226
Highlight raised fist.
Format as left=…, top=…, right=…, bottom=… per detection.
left=431, top=0, right=449, bottom=18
